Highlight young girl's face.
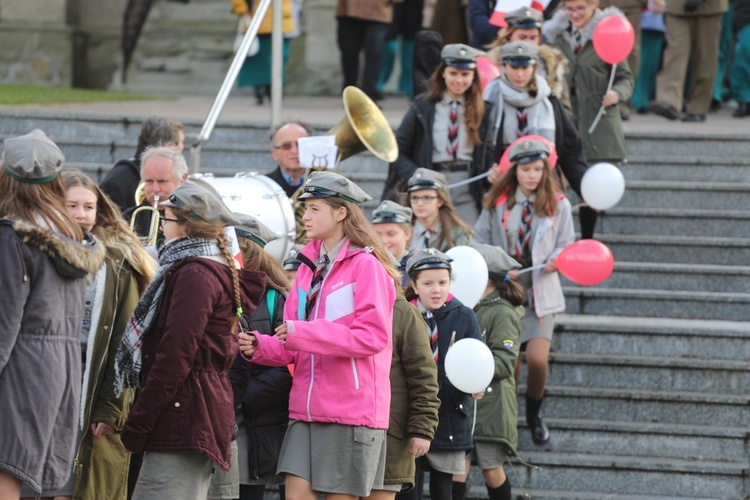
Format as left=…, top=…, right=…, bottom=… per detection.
left=516, top=160, right=546, bottom=196
left=374, top=223, right=411, bottom=260
left=509, top=28, right=541, bottom=44
left=409, top=189, right=443, bottom=221
left=412, top=268, right=451, bottom=311
left=503, top=64, right=536, bottom=89
left=161, top=207, right=188, bottom=242
left=442, top=66, right=475, bottom=99
left=302, top=198, right=342, bottom=242
left=565, top=0, right=597, bottom=28
left=66, top=186, right=97, bottom=232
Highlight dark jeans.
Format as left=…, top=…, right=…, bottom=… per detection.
left=337, top=16, right=390, bottom=99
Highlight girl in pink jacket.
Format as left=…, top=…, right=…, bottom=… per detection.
left=240, top=171, right=400, bottom=500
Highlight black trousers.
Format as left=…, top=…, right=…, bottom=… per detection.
left=337, top=16, right=390, bottom=99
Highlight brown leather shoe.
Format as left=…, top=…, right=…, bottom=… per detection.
left=733, top=103, right=749, bottom=118
left=681, top=113, right=706, bottom=122
left=649, top=100, right=680, bottom=120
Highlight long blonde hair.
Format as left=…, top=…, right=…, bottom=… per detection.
left=484, top=158, right=561, bottom=215
left=0, top=168, right=83, bottom=242
left=61, top=170, right=157, bottom=293
left=238, top=237, right=290, bottom=293
left=320, top=197, right=401, bottom=287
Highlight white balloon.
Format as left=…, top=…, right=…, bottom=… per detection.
left=444, top=338, right=494, bottom=394
left=581, top=162, right=626, bottom=211
left=445, top=246, right=489, bottom=309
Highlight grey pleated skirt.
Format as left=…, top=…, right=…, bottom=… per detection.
left=277, top=420, right=387, bottom=497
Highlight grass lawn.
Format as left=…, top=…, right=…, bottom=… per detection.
left=0, top=85, right=158, bottom=105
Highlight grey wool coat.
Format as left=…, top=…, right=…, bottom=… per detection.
left=0, top=218, right=105, bottom=493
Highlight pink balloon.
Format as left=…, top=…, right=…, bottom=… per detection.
left=556, top=240, right=614, bottom=286
left=476, top=56, right=501, bottom=93
left=498, top=135, right=558, bottom=173
left=592, top=16, right=635, bottom=65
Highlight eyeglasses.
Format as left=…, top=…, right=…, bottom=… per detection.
left=565, top=5, right=589, bottom=13
left=160, top=216, right=179, bottom=227
left=409, top=195, right=439, bottom=204
left=271, top=141, right=298, bottom=151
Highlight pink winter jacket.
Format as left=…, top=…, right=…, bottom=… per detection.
left=251, top=239, right=396, bottom=429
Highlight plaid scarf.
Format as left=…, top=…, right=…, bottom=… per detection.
left=115, top=236, right=221, bottom=396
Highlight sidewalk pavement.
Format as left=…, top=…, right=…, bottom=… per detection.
left=0, top=93, right=747, bottom=136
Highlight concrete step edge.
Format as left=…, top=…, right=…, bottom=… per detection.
left=555, top=313, right=750, bottom=336
left=491, top=489, right=695, bottom=500
left=612, top=261, right=750, bottom=274
left=549, top=352, right=750, bottom=371
left=510, top=451, right=748, bottom=474
left=597, top=233, right=750, bottom=246
left=516, top=417, right=748, bottom=439
left=594, top=207, right=750, bottom=219
left=563, top=286, right=750, bottom=302
left=533, top=384, right=750, bottom=405
left=625, top=154, right=750, bottom=166
left=625, top=179, right=750, bottom=190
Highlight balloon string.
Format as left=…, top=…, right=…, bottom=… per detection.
left=471, top=398, right=477, bottom=436
left=517, top=263, right=545, bottom=275
left=588, top=63, right=618, bottom=135
left=447, top=171, right=490, bottom=189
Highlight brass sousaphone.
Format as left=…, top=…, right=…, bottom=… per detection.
left=291, top=86, right=399, bottom=243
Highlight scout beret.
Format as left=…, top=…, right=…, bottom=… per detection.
left=234, top=212, right=280, bottom=247
left=469, top=243, right=521, bottom=278
left=298, top=171, right=372, bottom=204
left=407, top=168, right=447, bottom=192
left=160, top=180, right=240, bottom=227
left=372, top=200, right=413, bottom=224
left=501, top=41, right=539, bottom=67
left=2, top=129, right=65, bottom=183
left=505, top=7, right=543, bottom=29
left=507, top=137, right=551, bottom=164
left=441, top=43, right=484, bottom=70
left=283, top=244, right=304, bottom=271
left=406, top=247, right=453, bottom=277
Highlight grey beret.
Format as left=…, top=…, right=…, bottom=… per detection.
left=298, top=171, right=372, bottom=204
left=2, top=129, right=65, bottom=183
left=469, top=243, right=521, bottom=277
left=372, top=200, right=413, bottom=224
left=505, top=7, right=543, bottom=29
left=160, top=180, right=240, bottom=227
left=507, top=137, right=551, bottom=164
left=441, top=43, right=484, bottom=70
left=407, top=168, right=447, bottom=192
left=500, top=41, right=539, bottom=67
left=406, top=247, right=453, bottom=277
left=234, top=213, right=280, bottom=247
left=283, top=244, right=305, bottom=270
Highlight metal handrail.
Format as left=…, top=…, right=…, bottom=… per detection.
left=189, top=0, right=275, bottom=173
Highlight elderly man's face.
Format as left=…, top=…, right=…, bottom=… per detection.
left=270, top=124, right=310, bottom=178
left=142, top=155, right=185, bottom=206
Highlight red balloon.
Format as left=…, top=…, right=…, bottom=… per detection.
left=556, top=239, right=614, bottom=286
left=498, top=135, right=558, bottom=173
left=592, top=16, right=635, bottom=65
left=476, top=56, right=501, bottom=93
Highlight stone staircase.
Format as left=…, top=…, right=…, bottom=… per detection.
left=0, top=111, right=748, bottom=499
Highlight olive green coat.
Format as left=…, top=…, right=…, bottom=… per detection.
left=74, top=252, right=142, bottom=500
left=385, top=295, right=440, bottom=490
left=472, top=290, right=523, bottom=456
left=544, top=8, right=634, bottom=162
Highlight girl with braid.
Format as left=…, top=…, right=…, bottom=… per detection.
left=239, top=171, right=399, bottom=500
left=115, top=182, right=265, bottom=500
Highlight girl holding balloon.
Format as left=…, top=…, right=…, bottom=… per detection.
left=542, top=0, right=633, bottom=178
left=481, top=41, right=592, bottom=238
left=473, top=138, right=575, bottom=445
left=401, top=248, right=483, bottom=500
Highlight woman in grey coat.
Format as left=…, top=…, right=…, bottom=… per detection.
left=0, top=130, right=105, bottom=499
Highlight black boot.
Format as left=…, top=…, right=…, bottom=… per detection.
left=526, top=395, right=550, bottom=444
left=733, top=103, right=750, bottom=118
left=486, top=478, right=512, bottom=500
left=578, top=205, right=598, bottom=239
left=254, top=86, right=264, bottom=105
left=452, top=481, right=467, bottom=500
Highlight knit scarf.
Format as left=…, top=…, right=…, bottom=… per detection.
left=115, top=236, right=223, bottom=396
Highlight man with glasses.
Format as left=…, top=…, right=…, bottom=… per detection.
left=266, top=121, right=314, bottom=198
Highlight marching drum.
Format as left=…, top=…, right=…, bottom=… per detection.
left=192, top=172, right=296, bottom=261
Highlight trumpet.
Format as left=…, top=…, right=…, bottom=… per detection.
left=130, top=182, right=161, bottom=247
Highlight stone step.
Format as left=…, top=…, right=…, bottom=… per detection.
left=517, top=385, right=749, bottom=427
left=544, top=352, right=750, bottom=395
left=622, top=155, right=750, bottom=182
left=553, top=314, right=750, bottom=361
left=514, top=418, right=748, bottom=463
left=597, top=233, right=750, bottom=265
left=497, top=452, right=747, bottom=498
left=564, top=286, right=750, bottom=321
left=625, top=131, right=750, bottom=157
left=583, top=262, right=750, bottom=293
left=578, top=207, right=750, bottom=238
left=618, top=180, right=750, bottom=210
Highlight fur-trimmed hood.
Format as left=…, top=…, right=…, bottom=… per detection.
left=543, top=6, right=626, bottom=45
left=5, top=218, right=106, bottom=279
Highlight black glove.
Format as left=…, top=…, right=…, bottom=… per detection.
left=684, top=0, right=701, bottom=13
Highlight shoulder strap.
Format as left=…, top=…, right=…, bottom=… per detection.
left=266, top=288, right=278, bottom=320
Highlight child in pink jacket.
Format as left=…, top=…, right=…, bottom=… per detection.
left=239, top=172, right=399, bottom=500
